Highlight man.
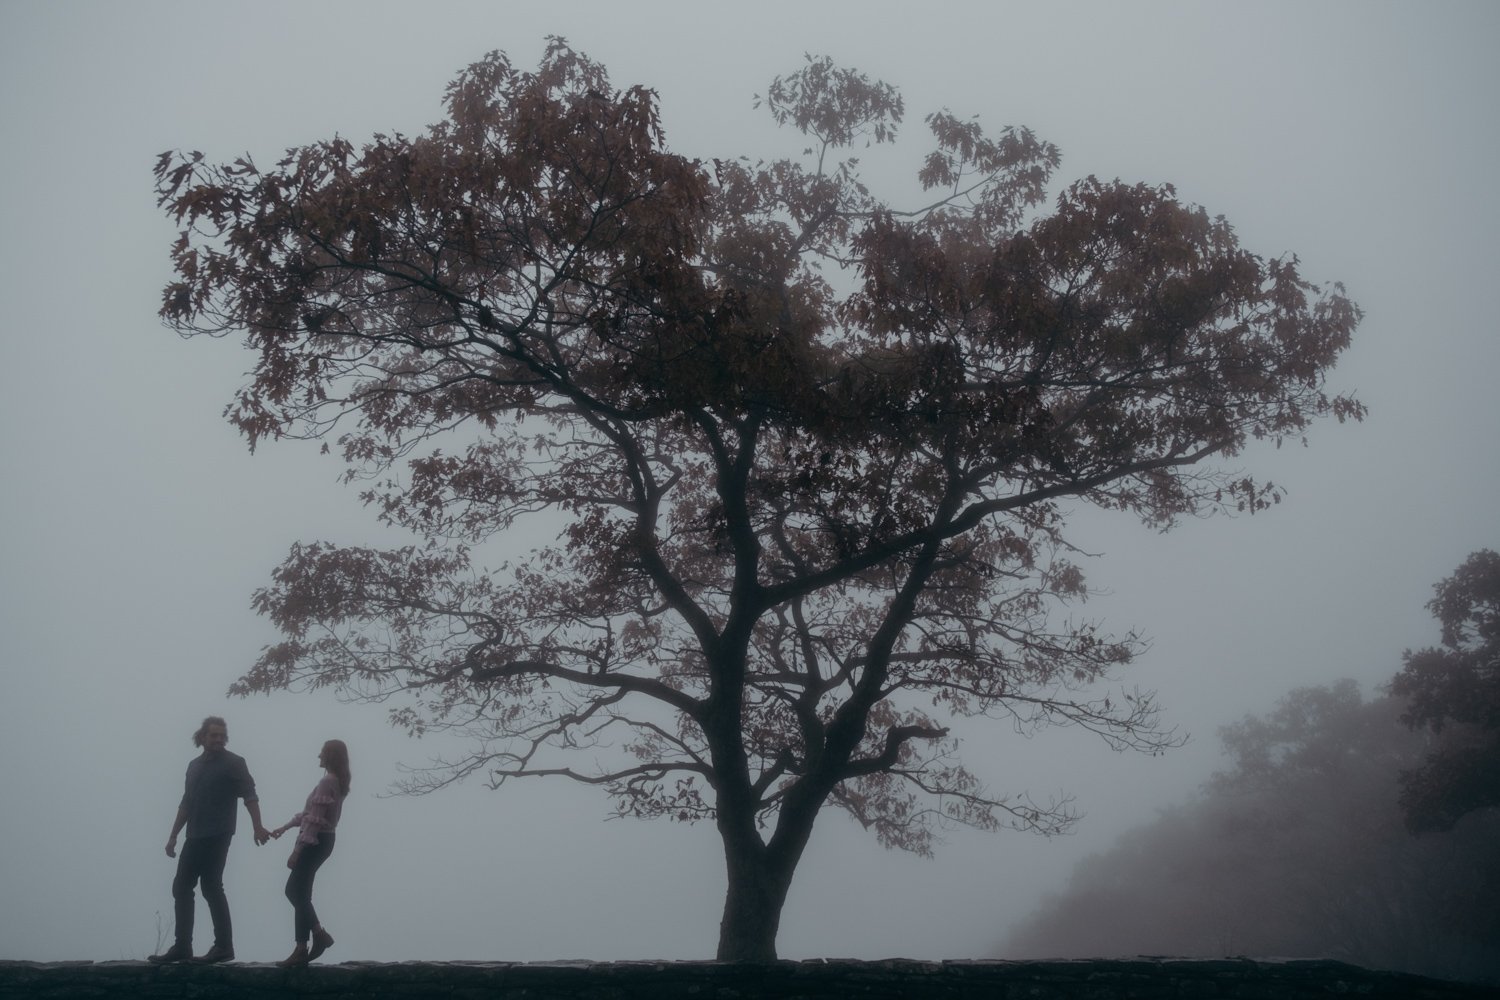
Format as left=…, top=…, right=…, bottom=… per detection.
left=148, top=716, right=271, bottom=964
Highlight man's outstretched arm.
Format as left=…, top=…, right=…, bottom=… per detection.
left=244, top=798, right=270, bottom=845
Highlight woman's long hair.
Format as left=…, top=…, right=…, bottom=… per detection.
left=321, top=739, right=351, bottom=797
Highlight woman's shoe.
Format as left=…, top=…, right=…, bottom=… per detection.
left=308, top=926, right=334, bottom=962
left=275, top=944, right=309, bottom=968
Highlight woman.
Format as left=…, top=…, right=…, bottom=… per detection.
left=271, top=739, right=349, bottom=966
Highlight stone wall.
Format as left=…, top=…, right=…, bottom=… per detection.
left=2, top=958, right=1495, bottom=999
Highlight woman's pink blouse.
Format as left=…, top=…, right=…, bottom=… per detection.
left=287, top=773, right=344, bottom=846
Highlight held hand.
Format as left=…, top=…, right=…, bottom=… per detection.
left=253, top=825, right=272, bottom=846
left=270, top=827, right=285, bottom=840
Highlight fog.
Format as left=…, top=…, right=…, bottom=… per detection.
left=1002, top=680, right=1500, bottom=981
left=1, top=0, right=1496, bottom=963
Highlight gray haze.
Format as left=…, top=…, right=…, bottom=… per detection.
left=1, top=0, right=1496, bottom=963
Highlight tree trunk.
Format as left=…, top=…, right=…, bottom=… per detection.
left=716, top=848, right=793, bottom=961
left=714, top=781, right=830, bottom=961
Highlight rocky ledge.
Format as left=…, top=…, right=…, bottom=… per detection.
left=2, top=957, right=1495, bottom=999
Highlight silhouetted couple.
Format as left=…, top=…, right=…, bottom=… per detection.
left=148, top=716, right=350, bottom=967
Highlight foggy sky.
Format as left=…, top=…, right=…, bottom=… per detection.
left=1, top=0, right=1496, bottom=963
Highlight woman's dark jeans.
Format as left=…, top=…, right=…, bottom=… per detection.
left=284, top=832, right=335, bottom=943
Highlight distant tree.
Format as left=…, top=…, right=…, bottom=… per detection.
left=1002, top=682, right=1500, bottom=982
left=1391, top=549, right=1500, bottom=832
left=155, top=41, right=1362, bottom=960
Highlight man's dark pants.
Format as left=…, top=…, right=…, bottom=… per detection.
left=172, top=834, right=233, bottom=949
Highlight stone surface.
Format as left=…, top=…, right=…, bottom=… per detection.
left=2, top=957, right=1496, bottom=999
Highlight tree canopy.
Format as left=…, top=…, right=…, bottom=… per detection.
left=155, top=40, right=1362, bottom=959
left=1391, top=548, right=1500, bottom=832
left=1002, top=681, right=1500, bottom=982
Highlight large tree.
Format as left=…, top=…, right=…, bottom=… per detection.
left=155, top=41, right=1362, bottom=960
left=1391, top=549, right=1500, bottom=832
